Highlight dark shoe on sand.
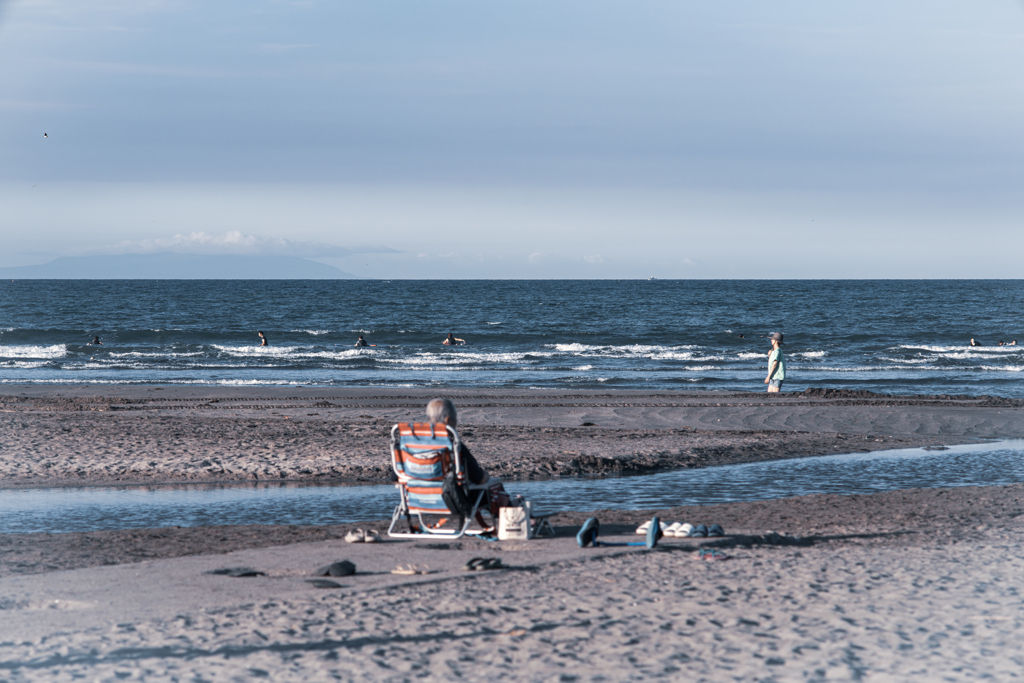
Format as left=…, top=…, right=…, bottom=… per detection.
left=577, top=517, right=600, bottom=548
left=305, top=578, right=343, bottom=588
left=689, top=524, right=708, bottom=538
left=708, top=524, right=725, bottom=537
left=313, top=560, right=356, bottom=577
left=206, top=567, right=266, bottom=577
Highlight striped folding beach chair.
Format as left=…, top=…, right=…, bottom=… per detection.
left=387, top=422, right=494, bottom=539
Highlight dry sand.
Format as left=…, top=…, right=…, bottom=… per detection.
left=2, top=386, right=1024, bottom=680
left=1, top=484, right=1023, bottom=681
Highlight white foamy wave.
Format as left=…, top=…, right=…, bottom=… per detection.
left=108, top=351, right=203, bottom=358
left=3, top=361, right=49, bottom=368
left=979, top=365, right=1024, bottom=372
left=0, top=344, right=67, bottom=359
left=683, top=365, right=721, bottom=371
left=881, top=357, right=930, bottom=364
left=293, top=329, right=331, bottom=335
left=791, top=350, right=826, bottom=359
left=895, top=344, right=1020, bottom=354
left=647, top=351, right=696, bottom=360
left=552, top=343, right=699, bottom=355
left=381, top=352, right=536, bottom=366
left=487, top=322, right=502, bottom=325
left=737, top=352, right=763, bottom=359
left=211, top=344, right=366, bottom=360
left=573, top=365, right=593, bottom=371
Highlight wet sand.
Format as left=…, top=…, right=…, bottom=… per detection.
left=3, top=386, right=1024, bottom=679
left=3, top=385, right=1022, bottom=488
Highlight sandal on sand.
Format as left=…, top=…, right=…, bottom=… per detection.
left=476, top=558, right=504, bottom=571
left=464, top=557, right=503, bottom=571
left=206, top=567, right=266, bottom=578
left=305, top=578, right=343, bottom=588
left=707, top=524, right=725, bottom=537
left=665, top=522, right=682, bottom=536
left=577, top=517, right=600, bottom=548
left=675, top=523, right=694, bottom=538
left=391, top=564, right=430, bottom=575
left=364, top=529, right=381, bottom=543
left=636, top=520, right=667, bottom=535
left=345, top=528, right=365, bottom=543
left=689, top=524, right=708, bottom=538
left=705, top=550, right=729, bottom=561
left=646, top=516, right=663, bottom=549
left=313, top=560, right=356, bottom=577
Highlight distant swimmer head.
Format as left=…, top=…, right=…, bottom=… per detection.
left=970, top=338, right=979, bottom=346
left=768, top=332, right=784, bottom=345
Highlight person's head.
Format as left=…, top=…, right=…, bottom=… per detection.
left=358, top=335, right=364, bottom=339
left=1013, top=340, right=1018, bottom=345
left=447, top=332, right=454, bottom=338
left=769, top=332, right=784, bottom=347
left=999, top=341, right=1005, bottom=346
left=258, top=331, right=265, bottom=337
left=426, top=398, right=457, bottom=427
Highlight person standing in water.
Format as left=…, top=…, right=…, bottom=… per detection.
left=88, top=335, right=103, bottom=345
left=257, top=331, right=269, bottom=346
left=354, top=335, right=375, bottom=347
left=765, top=332, right=785, bottom=392
left=443, top=333, right=466, bottom=346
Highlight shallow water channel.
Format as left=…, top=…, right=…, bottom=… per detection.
left=4, top=440, right=1024, bottom=535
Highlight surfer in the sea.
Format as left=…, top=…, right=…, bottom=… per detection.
left=258, top=331, right=269, bottom=346
left=88, top=335, right=103, bottom=345
left=443, top=333, right=466, bottom=346
left=354, top=335, right=376, bottom=347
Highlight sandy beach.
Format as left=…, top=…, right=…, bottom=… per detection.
left=2, top=386, right=1024, bottom=680
left=2, top=386, right=1022, bottom=488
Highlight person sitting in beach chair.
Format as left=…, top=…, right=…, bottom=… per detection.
left=387, top=399, right=509, bottom=539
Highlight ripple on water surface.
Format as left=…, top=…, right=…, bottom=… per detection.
left=1, top=441, right=1023, bottom=534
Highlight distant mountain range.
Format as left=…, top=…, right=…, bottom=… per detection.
left=0, top=253, right=361, bottom=279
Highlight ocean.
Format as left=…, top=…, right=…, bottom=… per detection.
left=1, top=279, right=1023, bottom=397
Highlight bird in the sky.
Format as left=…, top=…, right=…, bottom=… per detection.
left=43, top=133, right=48, bottom=138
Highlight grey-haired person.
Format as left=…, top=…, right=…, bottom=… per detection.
left=765, top=332, right=786, bottom=393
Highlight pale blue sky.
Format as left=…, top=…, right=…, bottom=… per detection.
left=2, top=1, right=1024, bottom=277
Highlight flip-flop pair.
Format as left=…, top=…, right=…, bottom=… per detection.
left=392, top=564, right=431, bottom=575
left=345, top=528, right=381, bottom=543
left=463, top=557, right=503, bottom=571
left=696, top=549, right=729, bottom=561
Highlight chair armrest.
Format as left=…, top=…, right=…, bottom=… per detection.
left=466, top=477, right=502, bottom=490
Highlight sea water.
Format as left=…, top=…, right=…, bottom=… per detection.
left=1, top=279, right=1024, bottom=396
left=3, top=441, right=1022, bottom=534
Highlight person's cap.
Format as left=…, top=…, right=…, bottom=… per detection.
left=769, top=332, right=784, bottom=344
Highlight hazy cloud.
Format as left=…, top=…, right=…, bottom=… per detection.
left=583, top=254, right=604, bottom=264
left=74, top=231, right=397, bottom=258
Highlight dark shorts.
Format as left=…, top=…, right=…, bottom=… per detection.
left=769, top=379, right=783, bottom=389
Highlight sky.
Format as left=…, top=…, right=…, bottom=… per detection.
left=2, top=0, right=1024, bottom=278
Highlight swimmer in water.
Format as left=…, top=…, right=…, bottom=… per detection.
left=1011, top=340, right=1018, bottom=346
left=443, top=333, right=466, bottom=346
left=88, top=335, right=102, bottom=345
left=257, top=331, right=269, bottom=346
left=354, top=334, right=376, bottom=347
left=999, top=340, right=1005, bottom=346
left=970, top=338, right=981, bottom=347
